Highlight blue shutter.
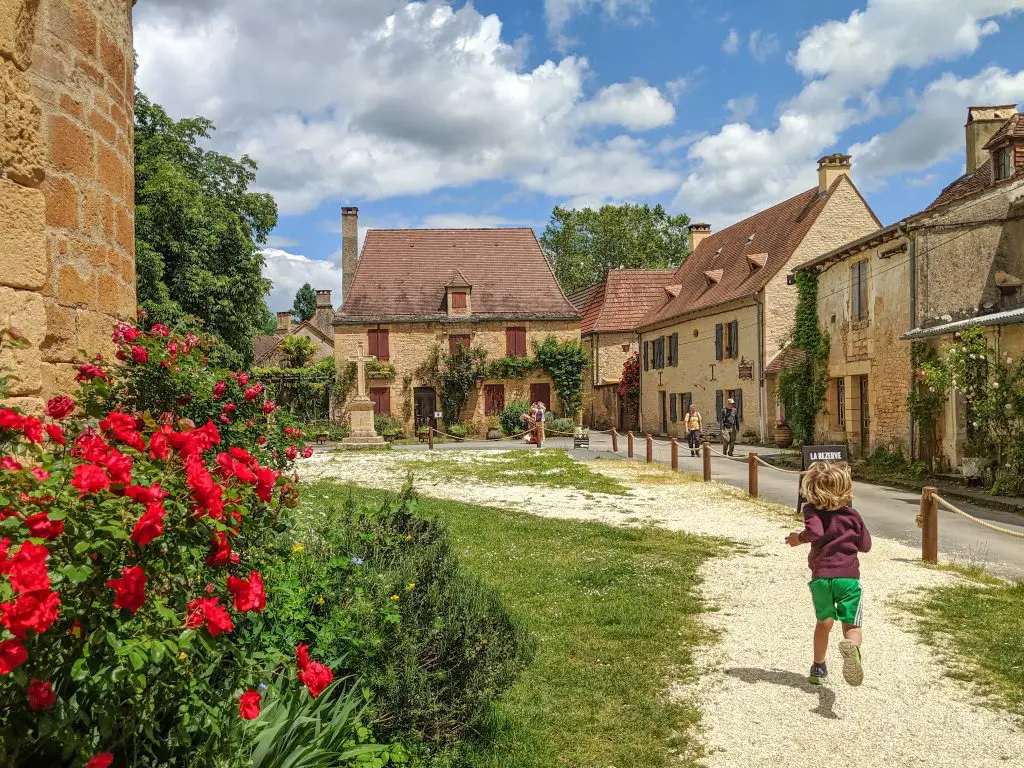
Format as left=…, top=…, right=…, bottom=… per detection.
left=644, top=341, right=649, bottom=371
left=715, top=324, right=723, bottom=361
left=669, top=393, right=677, bottom=421
left=716, top=390, right=724, bottom=422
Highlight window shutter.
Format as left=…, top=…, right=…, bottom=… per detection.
left=506, top=328, right=514, bottom=356
left=517, top=328, right=527, bottom=357
left=670, top=393, right=677, bottom=421
left=378, top=329, right=390, bottom=362
left=682, top=392, right=692, bottom=413
left=730, top=321, right=739, bottom=358
left=716, top=390, right=723, bottom=419
left=367, top=330, right=377, bottom=359
left=670, top=333, right=679, bottom=366
left=715, top=324, right=723, bottom=361
left=644, top=341, right=649, bottom=371
left=735, top=389, right=743, bottom=422
left=452, top=291, right=467, bottom=309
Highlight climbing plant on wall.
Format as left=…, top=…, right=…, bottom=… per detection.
left=533, top=337, right=589, bottom=419
left=776, top=270, right=830, bottom=445
left=907, top=341, right=949, bottom=465
left=415, top=344, right=488, bottom=424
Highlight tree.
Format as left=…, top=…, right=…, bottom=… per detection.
left=279, top=335, right=318, bottom=369
left=540, top=203, right=691, bottom=295
left=134, top=90, right=278, bottom=366
left=293, top=283, right=317, bottom=322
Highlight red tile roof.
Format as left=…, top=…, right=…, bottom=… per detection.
left=928, top=113, right=1024, bottom=210
left=983, top=113, right=1024, bottom=149
left=335, top=228, right=579, bottom=323
left=640, top=177, right=878, bottom=329
left=765, top=345, right=806, bottom=374
left=570, top=269, right=679, bottom=335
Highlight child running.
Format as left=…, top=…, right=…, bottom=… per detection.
left=785, top=461, right=871, bottom=687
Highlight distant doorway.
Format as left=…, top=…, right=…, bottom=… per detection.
left=414, top=387, right=437, bottom=429
left=530, top=383, right=551, bottom=410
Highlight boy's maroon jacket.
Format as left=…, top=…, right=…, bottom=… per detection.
left=798, top=504, right=872, bottom=579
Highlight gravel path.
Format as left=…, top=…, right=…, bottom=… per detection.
left=301, top=450, right=1024, bottom=766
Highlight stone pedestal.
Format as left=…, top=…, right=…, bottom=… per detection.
left=343, top=397, right=384, bottom=447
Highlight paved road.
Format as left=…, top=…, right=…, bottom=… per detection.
left=584, top=433, right=1024, bottom=582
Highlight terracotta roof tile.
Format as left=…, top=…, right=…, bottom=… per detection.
left=983, top=113, right=1024, bottom=150
left=640, top=178, right=870, bottom=329
left=573, top=269, right=679, bottom=335
left=335, top=228, right=578, bottom=323
left=765, top=345, right=805, bottom=374
left=252, top=335, right=283, bottom=364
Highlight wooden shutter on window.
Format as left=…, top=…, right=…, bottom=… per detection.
left=643, top=341, right=649, bottom=371
left=377, top=329, right=389, bottom=362
left=669, top=393, right=677, bottom=421
left=682, top=392, right=692, bottom=414
left=716, top=390, right=724, bottom=420
left=449, top=334, right=471, bottom=356
left=506, top=327, right=527, bottom=357
left=730, top=321, right=739, bottom=359
left=367, top=330, right=377, bottom=359
left=734, top=389, right=743, bottom=422
left=715, top=324, right=723, bottom=361
left=670, top=333, right=679, bottom=366
left=370, top=387, right=391, bottom=415
left=451, top=292, right=467, bottom=309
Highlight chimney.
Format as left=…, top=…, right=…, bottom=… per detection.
left=817, top=153, right=852, bottom=194
left=316, top=289, right=332, bottom=309
left=688, top=223, right=711, bottom=253
left=341, top=207, right=359, bottom=302
left=966, top=105, right=1018, bottom=172
left=275, top=311, right=293, bottom=335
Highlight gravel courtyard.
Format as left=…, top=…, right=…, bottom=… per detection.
left=300, top=449, right=1024, bottom=767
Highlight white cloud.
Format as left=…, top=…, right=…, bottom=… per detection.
left=544, top=0, right=652, bottom=48
left=265, top=234, right=300, bottom=248
left=748, top=30, right=781, bottom=63
left=907, top=173, right=940, bottom=187
left=726, top=95, right=758, bottom=122
left=674, top=0, right=1024, bottom=225
left=722, top=28, right=740, bottom=54
left=136, top=1, right=677, bottom=215
left=262, top=248, right=342, bottom=312
left=665, top=77, right=690, bottom=101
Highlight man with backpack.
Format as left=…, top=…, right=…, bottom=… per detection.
left=721, top=397, right=740, bottom=456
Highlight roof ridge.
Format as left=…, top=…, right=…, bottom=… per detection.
left=364, top=226, right=534, bottom=233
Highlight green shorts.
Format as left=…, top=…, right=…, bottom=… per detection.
left=809, top=578, right=864, bottom=626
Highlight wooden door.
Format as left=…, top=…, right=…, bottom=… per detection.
left=414, top=388, right=437, bottom=428
left=530, top=383, right=551, bottom=410
left=369, top=387, right=391, bottom=415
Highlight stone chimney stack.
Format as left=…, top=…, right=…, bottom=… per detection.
left=341, top=207, right=359, bottom=302
left=966, top=105, right=1018, bottom=172
left=316, top=289, right=332, bottom=308
left=275, top=311, right=293, bottom=335
left=818, top=153, right=852, bottom=194
left=688, top=223, right=711, bottom=253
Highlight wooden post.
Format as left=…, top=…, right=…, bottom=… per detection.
left=428, top=426, right=434, bottom=450
left=748, top=452, right=759, bottom=498
left=627, top=431, right=634, bottom=458
left=671, top=439, right=679, bottom=471
left=536, top=421, right=544, bottom=448
left=702, top=442, right=711, bottom=482
left=921, top=486, right=939, bottom=563
left=645, top=434, right=653, bottom=463
left=611, top=429, right=619, bottom=453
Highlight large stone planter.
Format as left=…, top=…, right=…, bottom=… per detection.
left=486, top=428, right=502, bottom=440
left=775, top=425, right=793, bottom=449
left=960, top=457, right=982, bottom=478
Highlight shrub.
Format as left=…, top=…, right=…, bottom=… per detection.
left=545, top=417, right=576, bottom=436
left=266, top=484, right=534, bottom=756
left=447, top=424, right=468, bottom=439
left=279, top=335, right=318, bottom=369
left=499, top=401, right=531, bottom=436
left=374, top=414, right=402, bottom=438
left=0, top=321, right=346, bottom=766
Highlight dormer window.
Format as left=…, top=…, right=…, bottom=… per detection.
left=704, top=269, right=723, bottom=288
left=995, top=146, right=1013, bottom=181
left=451, top=292, right=467, bottom=309
left=746, top=253, right=768, bottom=272
left=445, top=270, right=472, bottom=317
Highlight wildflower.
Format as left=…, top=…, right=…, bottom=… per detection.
left=390, top=594, right=400, bottom=602
left=407, top=583, right=415, bottom=590
left=992, top=381, right=1000, bottom=389
left=239, top=689, right=261, bottom=720
left=27, top=678, right=57, bottom=711
left=317, top=595, right=325, bottom=606
left=106, top=565, right=147, bottom=613
left=350, top=557, right=364, bottom=566
left=292, top=543, right=305, bottom=554
left=178, top=651, right=187, bottom=662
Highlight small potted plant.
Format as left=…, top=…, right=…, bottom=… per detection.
left=485, top=416, right=502, bottom=440
left=774, top=417, right=793, bottom=448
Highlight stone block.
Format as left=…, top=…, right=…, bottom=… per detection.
left=89, top=108, right=115, bottom=144
left=56, top=264, right=94, bottom=308
left=73, top=54, right=103, bottom=88
left=98, top=28, right=124, bottom=86
left=42, top=174, right=79, bottom=228
left=1, top=57, right=44, bottom=185
left=47, top=114, right=94, bottom=177
left=97, top=141, right=124, bottom=196
left=117, top=280, right=135, bottom=319
left=114, top=202, right=133, bottom=251
left=97, top=271, right=119, bottom=314
left=0, top=285, right=44, bottom=395
left=47, top=0, right=96, bottom=58
left=59, top=92, right=82, bottom=118
left=41, top=361, right=78, bottom=398
left=40, top=298, right=77, bottom=362
left=0, top=179, right=47, bottom=290
left=75, top=309, right=113, bottom=359
left=0, top=0, right=40, bottom=71
left=82, top=187, right=103, bottom=235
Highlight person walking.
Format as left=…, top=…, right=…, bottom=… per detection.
left=683, top=404, right=703, bottom=456
left=721, top=397, right=740, bottom=456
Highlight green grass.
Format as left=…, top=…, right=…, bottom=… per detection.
left=401, top=449, right=629, bottom=495
left=915, top=581, right=1024, bottom=717
left=312, top=482, right=727, bottom=768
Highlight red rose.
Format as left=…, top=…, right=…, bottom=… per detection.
left=113, top=321, right=141, bottom=344
left=45, top=423, right=66, bottom=446
left=102, top=449, right=133, bottom=485
left=30, top=466, right=51, bottom=482
left=237, top=372, right=250, bottom=386
left=86, top=753, right=114, bottom=768
left=1, top=589, right=61, bottom=638
left=286, top=445, right=298, bottom=461
left=262, top=401, right=276, bottom=415
left=149, top=427, right=170, bottom=461
left=296, top=643, right=310, bottom=671
left=75, top=363, right=108, bottom=382
left=124, top=483, right=168, bottom=504
left=25, top=512, right=63, bottom=540
left=73, top=432, right=110, bottom=463
left=45, top=395, right=76, bottom=419
left=27, top=678, right=57, bottom=711
left=213, top=381, right=227, bottom=399
left=99, top=412, right=145, bottom=451
left=0, top=638, right=28, bottom=675
left=239, top=689, right=261, bottom=720
left=227, top=571, right=266, bottom=613
left=255, top=467, right=277, bottom=502
left=22, top=417, right=43, bottom=444
left=185, top=454, right=224, bottom=519
left=299, top=660, right=333, bottom=699
left=131, top=346, right=149, bottom=363
left=206, top=531, right=238, bottom=566
left=1, top=457, right=22, bottom=471
left=184, top=596, right=234, bottom=637
left=0, top=408, right=25, bottom=431
left=72, top=464, right=110, bottom=496
left=243, top=384, right=262, bottom=401
left=151, top=323, right=170, bottom=337
left=131, top=502, right=166, bottom=546
left=5, top=542, right=50, bottom=592
left=106, top=565, right=147, bottom=613
left=301, top=446, right=314, bottom=459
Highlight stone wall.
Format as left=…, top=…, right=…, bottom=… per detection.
left=581, top=331, right=634, bottom=428
left=334, top=319, right=580, bottom=432
left=1, top=0, right=136, bottom=410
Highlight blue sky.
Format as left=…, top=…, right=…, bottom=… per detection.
left=135, top=0, right=1024, bottom=311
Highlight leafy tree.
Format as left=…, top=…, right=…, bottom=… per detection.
left=134, top=90, right=278, bottom=365
left=293, top=283, right=317, bottom=322
left=540, top=203, right=691, bottom=295
left=279, top=334, right=318, bottom=369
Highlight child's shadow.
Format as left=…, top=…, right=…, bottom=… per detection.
left=725, top=667, right=838, bottom=719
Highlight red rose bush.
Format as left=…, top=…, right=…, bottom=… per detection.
left=0, top=323, right=331, bottom=767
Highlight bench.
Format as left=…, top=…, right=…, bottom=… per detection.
left=316, top=433, right=330, bottom=445
left=700, top=422, right=723, bottom=443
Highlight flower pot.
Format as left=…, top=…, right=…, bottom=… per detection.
left=487, top=428, right=502, bottom=440
left=960, top=457, right=981, bottom=478
left=775, top=425, right=793, bottom=449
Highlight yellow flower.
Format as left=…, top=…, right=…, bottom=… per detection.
left=404, top=535, right=412, bottom=541
left=389, top=594, right=400, bottom=602
left=292, top=543, right=305, bottom=554
left=178, top=652, right=187, bottom=662
left=407, top=583, right=416, bottom=590
left=317, top=595, right=325, bottom=606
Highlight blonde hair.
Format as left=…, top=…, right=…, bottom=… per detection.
left=801, top=461, right=853, bottom=511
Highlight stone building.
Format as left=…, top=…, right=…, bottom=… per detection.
left=634, top=155, right=881, bottom=440
left=253, top=289, right=335, bottom=367
left=333, top=212, right=580, bottom=432
left=570, top=269, right=676, bottom=430
left=1, top=0, right=137, bottom=411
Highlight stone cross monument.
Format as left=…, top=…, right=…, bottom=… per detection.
left=342, top=342, right=385, bottom=446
